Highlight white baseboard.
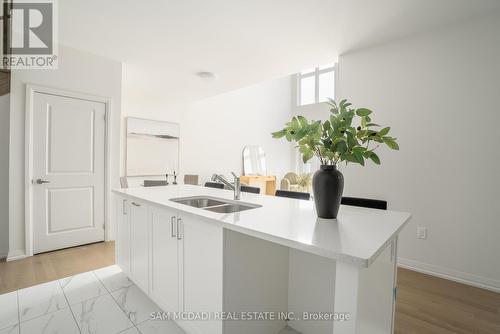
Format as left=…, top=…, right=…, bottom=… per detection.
left=398, top=257, right=500, bottom=294
left=7, top=250, right=27, bottom=262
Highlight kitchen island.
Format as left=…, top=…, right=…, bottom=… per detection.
left=113, top=185, right=411, bottom=334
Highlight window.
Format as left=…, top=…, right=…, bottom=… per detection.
left=297, top=63, right=335, bottom=106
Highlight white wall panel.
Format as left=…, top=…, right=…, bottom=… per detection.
left=337, top=12, right=500, bottom=289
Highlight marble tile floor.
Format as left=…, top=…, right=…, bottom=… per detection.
left=277, top=327, right=302, bottom=334
left=0, top=265, right=186, bottom=334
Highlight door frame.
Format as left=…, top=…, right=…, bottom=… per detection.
left=25, top=84, right=112, bottom=257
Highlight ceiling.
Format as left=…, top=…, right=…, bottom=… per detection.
left=58, top=0, right=500, bottom=103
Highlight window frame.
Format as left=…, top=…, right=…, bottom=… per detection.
left=297, top=64, right=336, bottom=106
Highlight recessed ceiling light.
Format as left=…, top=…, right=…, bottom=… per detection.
left=196, top=71, right=216, bottom=81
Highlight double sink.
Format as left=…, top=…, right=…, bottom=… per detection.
left=170, top=196, right=262, bottom=213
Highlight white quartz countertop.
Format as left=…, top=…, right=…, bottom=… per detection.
left=113, top=185, right=411, bottom=267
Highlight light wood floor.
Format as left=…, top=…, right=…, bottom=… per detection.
left=395, top=268, right=500, bottom=334
left=0, top=242, right=498, bottom=333
left=0, top=241, right=114, bottom=294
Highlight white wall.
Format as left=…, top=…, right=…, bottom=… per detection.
left=120, top=65, right=184, bottom=164
left=120, top=65, right=185, bottom=187
left=9, top=45, right=122, bottom=257
left=0, top=94, right=9, bottom=258
left=337, top=12, right=500, bottom=290
left=121, top=69, right=294, bottom=186
left=180, top=76, right=294, bottom=184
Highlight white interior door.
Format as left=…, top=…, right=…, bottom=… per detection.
left=32, top=92, right=106, bottom=254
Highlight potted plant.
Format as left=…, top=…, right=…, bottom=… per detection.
left=271, top=99, right=399, bottom=219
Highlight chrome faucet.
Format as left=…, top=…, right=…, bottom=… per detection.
left=211, top=172, right=241, bottom=200
left=231, top=172, right=241, bottom=200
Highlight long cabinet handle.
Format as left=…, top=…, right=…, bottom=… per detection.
left=177, top=218, right=183, bottom=240
left=131, top=202, right=141, bottom=207
left=171, top=216, right=177, bottom=238
left=122, top=200, right=127, bottom=215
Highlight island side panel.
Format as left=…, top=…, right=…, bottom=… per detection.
left=288, top=248, right=336, bottom=334
left=223, top=229, right=289, bottom=334
left=333, top=240, right=397, bottom=334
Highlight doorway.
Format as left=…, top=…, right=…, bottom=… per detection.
left=26, top=85, right=109, bottom=255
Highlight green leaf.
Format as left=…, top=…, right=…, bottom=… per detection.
left=356, top=130, right=368, bottom=138
left=325, top=151, right=335, bottom=161
left=299, top=145, right=309, bottom=154
left=340, top=102, right=352, bottom=111
left=322, top=138, right=332, bottom=149
left=353, top=151, right=365, bottom=166
left=333, top=136, right=346, bottom=145
left=330, top=114, right=340, bottom=127
left=297, top=115, right=308, bottom=126
left=302, top=149, right=314, bottom=163
left=378, top=127, right=390, bottom=136
left=369, top=152, right=381, bottom=165
left=310, top=120, right=322, bottom=132
left=361, top=117, right=367, bottom=128
left=343, top=153, right=358, bottom=163
left=335, top=140, right=348, bottom=154
left=365, top=123, right=380, bottom=127
left=352, top=146, right=366, bottom=154
left=327, top=98, right=339, bottom=113
left=346, top=131, right=358, bottom=148
left=352, top=147, right=366, bottom=166
left=294, top=127, right=308, bottom=140
left=271, top=129, right=287, bottom=138
left=384, top=137, right=400, bottom=150
left=356, top=108, right=372, bottom=117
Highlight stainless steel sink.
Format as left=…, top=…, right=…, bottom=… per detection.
left=170, top=196, right=227, bottom=208
left=204, top=203, right=261, bottom=213
left=170, top=196, right=261, bottom=213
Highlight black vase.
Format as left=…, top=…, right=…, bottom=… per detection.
left=312, top=165, right=344, bottom=219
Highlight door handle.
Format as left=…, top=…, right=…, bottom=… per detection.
left=171, top=216, right=177, bottom=238
left=177, top=218, right=183, bottom=240
left=35, top=179, right=50, bottom=184
left=131, top=202, right=141, bottom=207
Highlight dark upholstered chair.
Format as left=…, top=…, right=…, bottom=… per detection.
left=275, top=190, right=310, bottom=201
left=341, top=197, right=387, bottom=210
left=204, top=182, right=224, bottom=189
left=241, top=185, right=260, bottom=194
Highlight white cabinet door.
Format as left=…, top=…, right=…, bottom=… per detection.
left=115, top=196, right=131, bottom=275
left=180, top=214, right=223, bottom=334
left=130, top=200, right=149, bottom=292
left=150, top=206, right=179, bottom=312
